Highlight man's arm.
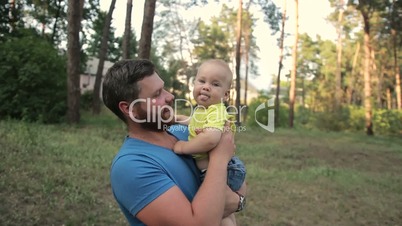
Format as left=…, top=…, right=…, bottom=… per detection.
left=136, top=124, right=235, bottom=226
left=223, top=181, right=247, bottom=217
left=173, top=128, right=222, bottom=155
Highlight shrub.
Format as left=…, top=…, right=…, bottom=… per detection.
left=246, top=95, right=288, bottom=129
left=81, top=91, right=94, bottom=110
left=313, top=107, right=350, bottom=131
left=0, top=30, right=67, bottom=123
left=295, top=106, right=313, bottom=127
left=346, top=106, right=365, bottom=132
left=373, top=109, right=402, bottom=136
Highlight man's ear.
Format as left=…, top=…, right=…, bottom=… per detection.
left=119, top=101, right=136, bottom=119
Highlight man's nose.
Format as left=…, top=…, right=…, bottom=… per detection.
left=165, top=90, right=174, bottom=102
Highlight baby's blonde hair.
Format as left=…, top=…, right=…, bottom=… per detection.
left=198, top=59, right=233, bottom=88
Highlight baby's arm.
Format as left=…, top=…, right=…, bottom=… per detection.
left=174, top=128, right=222, bottom=155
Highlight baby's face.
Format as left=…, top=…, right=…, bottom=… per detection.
left=193, top=64, right=231, bottom=108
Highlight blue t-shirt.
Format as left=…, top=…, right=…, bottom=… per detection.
left=110, top=125, right=201, bottom=226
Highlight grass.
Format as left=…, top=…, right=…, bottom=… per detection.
left=1, top=111, right=402, bottom=226
left=235, top=127, right=402, bottom=226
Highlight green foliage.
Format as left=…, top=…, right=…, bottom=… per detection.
left=85, top=10, right=123, bottom=62
left=80, top=91, right=94, bottom=110
left=347, top=106, right=365, bottom=131
left=295, top=106, right=313, bottom=127
left=0, top=30, right=67, bottom=123
left=257, top=0, right=281, bottom=34
left=373, top=109, right=402, bottom=136
left=0, top=0, right=25, bottom=38
left=313, top=107, right=351, bottom=132
left=246, top=95, right=289, bottom=129
left=294, top=105, right=401, bottom=136
left=192, top=19, right=233, bottom=61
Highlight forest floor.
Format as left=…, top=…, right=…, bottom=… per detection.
left=1, top=110, right=401, bottom=226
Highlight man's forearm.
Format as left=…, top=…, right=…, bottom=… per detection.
left=190, top=155, right=229, bottom=225
left=223, top=186, right=240, bottom=217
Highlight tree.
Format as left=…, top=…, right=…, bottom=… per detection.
left=50, top=0, right=64, bottom=44
left=391, top=0, right=401, bottom=109
left=235, top=0, right=243, bottom=125
left=0, top=0, right=24, bottom=36
left=352, top=0, right=381, bottom=135
left=192, top=19, right=232, bottom=61
left=152, top=1, right=200, bottom=101
left=0, top=30, right=67, bottom=123
left=24, top=0, right=69, bottom=46
left=154, top=0, right=198, bottom=62
left=122, top=0, right=133, bottom=59
left=66, top=0, right=83, bottom=123
left=335, top=0, right=345, bottom=107
left=242, top=8, right=259, bottom=118
left=92, top=0, right=116, bottom=114
left=257, top=0, right=281, bottom=124
left=85, top=10, right=121, bottom=61
left=288, top=0, right=298, bottom=128
left=9, top=0, right=16, bottom=33
left=275, top=0, right=287, bottom=126
left=138, top=0, right=156, bottom=59
left=118, top=29, right=138, bottom=59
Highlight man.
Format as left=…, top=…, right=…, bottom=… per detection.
left=102, top=59, right=246, bottom=226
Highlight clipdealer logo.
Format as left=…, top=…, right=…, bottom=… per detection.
left=254, top=97, right=275, bottom=132
left=127, top=98, right=275, bottom=132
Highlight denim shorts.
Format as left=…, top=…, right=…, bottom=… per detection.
left=227, top=156, right=246, bottom=191
left=200, top=156, right=246, bottom=192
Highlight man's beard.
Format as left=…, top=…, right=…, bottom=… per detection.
left=136, top=105, right=173, bottom=131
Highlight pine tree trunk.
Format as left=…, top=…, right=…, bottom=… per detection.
left=275, top=0, right=287, bottom=126
left=122, top=0, right=133, bottom=59
left=9, top=0, right=16, bottom=32
left=138, top=0, right=156, bottom=59
left=51, top=0, right=63, bottom=44
left=92, top=0, right=116, bottom=115
left=235, top=0, right=243, bottom=126
left=66, top=0, right=82, bottom=123
left=362, top=12, right=374, bottom=135
left=386, top=88, right=392, bottom=110
left=376, top=67, right=385, bottom=108
left=335, top=0, right=344, bottom=107
left=391, top=0, right=401, bottom=109
left=348, top=42, right=360, bottom=105
left=392, top=38, right=401, bottom=109
left=243, top=54, right=249, bottom=123
left=289, top=0, right=298, bottom=128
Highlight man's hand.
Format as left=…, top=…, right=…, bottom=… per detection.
left=237, top=181, right=247, bottom=197
left=208, top=121, right=235, bottom=164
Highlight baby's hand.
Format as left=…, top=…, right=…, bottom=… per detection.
left=194, top=128, right=204, bottom=135
left=173, top=141, right=184, bottom=154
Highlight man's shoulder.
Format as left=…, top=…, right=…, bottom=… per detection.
left=168, top=124, right=189, bottom=141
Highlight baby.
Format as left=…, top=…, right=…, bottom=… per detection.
left=174, top=59, right=246, bottom=225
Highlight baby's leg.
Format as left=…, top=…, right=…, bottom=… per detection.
left=221, top=213, right=236, bottom=226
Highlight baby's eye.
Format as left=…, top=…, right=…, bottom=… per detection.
left=198, top=79, right=205, bottom=84
left=212, top=83, right=220, bottom=87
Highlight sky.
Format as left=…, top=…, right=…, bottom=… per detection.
left=100, top=0, right=337, bottom=91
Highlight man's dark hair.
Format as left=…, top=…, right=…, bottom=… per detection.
left=102, top=59, right=156, bottom=122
